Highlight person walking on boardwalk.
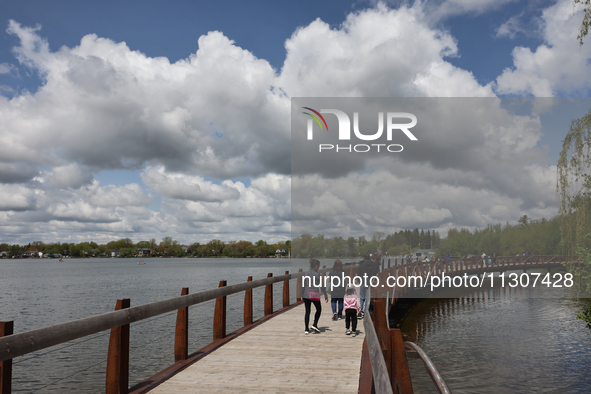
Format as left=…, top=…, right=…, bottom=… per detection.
left=356, top=254, right=370, bottom=319
left=328, top=259, right=346, bottom=320
left=344, top=287, right=361, bottom=337
left=302, top=259, right=328, bottom=334
left=357, top=253, right=379, bottom=318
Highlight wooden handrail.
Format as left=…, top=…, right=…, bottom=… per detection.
left=0, top=269, right=324, bottom=363
left=362, top=306, right=394, bottom=394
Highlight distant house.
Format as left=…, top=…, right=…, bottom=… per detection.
left=138, top=248, right=151, bottom=257
left=0, top=251, right=8, bottom=258
left=275, top=248, right=289, bottom=258
left=107, top=249, right=119, bottom=257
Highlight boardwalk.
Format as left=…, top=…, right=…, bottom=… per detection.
left=150, top=303, right=365, bottom=393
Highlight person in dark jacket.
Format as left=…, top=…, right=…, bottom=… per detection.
left=328, top=260, right=346, bottom=320
left=357, top=254, right=380, bottom=318
left=302, top=259, right=328, bottom=334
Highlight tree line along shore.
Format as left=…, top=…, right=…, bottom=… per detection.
left=0, top=237, right=291, bottom=259
left=1, top=215, right=560, bottom=260
left=291, top=216, right=561, bottom=259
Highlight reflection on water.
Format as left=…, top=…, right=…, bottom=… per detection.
left=400, top=285, right=591, bottom=393
left=0, top=257, right=332, bottom=393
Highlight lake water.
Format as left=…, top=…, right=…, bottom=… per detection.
left=400, top=285, right=591, bottom=393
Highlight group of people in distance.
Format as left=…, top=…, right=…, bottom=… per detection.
left=302, top=253, right=382, bottom=337
left=480, top=251, right=530, bottom=266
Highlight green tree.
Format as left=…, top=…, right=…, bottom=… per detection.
left=518, top=215, right=530, bottom=226
left=575, top=0, right=591, bottom=45
left=207, top=239, right=225, bottom=256
left=347, top=236, right=357, bottom=256
left=137, top=240, right=150, bottom=249
left=557, top=108, right=591, bottom=301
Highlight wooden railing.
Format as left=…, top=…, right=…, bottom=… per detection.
left=0, top=265, right=357, bottom=394
left=357, top=255, right=574, bottom=394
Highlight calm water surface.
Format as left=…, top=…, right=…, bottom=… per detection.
left=400, top=285, right=591, bottom=393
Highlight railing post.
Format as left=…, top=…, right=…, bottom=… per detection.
left=283, top=271, right=290, bottom=308
left=372, top=299, right=391, bottom=374
left=213, top=281, right=227, bottom=341
left=359, top=339, right=376, bottom=394
left=265, top=273, right=273, bottom=316
left=0, top=321, right=13, bottom=394
left=106, top=298, right=130, bottom=394
left=174, top=288, right=189, bottom=362
left=390, top=329, right=414, bottom=394
left=297, top=269, right=303, bottom=301
left=244, top=276, right=253, bottom=326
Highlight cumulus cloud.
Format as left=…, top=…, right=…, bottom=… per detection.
left=495, top=0, right=591, bottom=96
left=0, top=162, right=38, bottom=183
left=292, top=163, right=558, bottom=239
left=141, top=166, right=240, bottom=202
left=2, top=20, right=289, bottom=180
left=0, top=184, right=37, bottom=211
left=277, top=4, right=494, bottom=98
left=46, top=164, right=94, bottom=188
left=291, top=97, right=565, bottom=238
left=151, top=172, right=291, bottom=241
left=79, top=181, right=153, bottom=208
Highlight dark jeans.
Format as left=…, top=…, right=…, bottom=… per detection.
left=360, top=285, right=369, bottom=313
left=331, top=297, right=344, bottom=318
left=345, top=308, right=357, bottom=331
left=304, top=298, right=322, bottom=330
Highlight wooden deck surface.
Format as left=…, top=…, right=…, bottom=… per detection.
left=150, top=303, right=365, bottom=393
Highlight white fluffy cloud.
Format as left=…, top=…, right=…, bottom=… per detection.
left=277, top=4, right=495, bottom=98
left=141, top=166, right=240, bottom=202
left=495, top=0, right=591, bottom=96
left=2, top=21, right=289, bottom=179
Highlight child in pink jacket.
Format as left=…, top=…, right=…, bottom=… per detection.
left=344, top=287, right=361, bottom=336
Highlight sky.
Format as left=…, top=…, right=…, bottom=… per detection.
left=0, top=0, right=590, bottom=246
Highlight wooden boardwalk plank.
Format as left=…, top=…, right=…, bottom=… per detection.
left=150, top=303, right=365, bottom=394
